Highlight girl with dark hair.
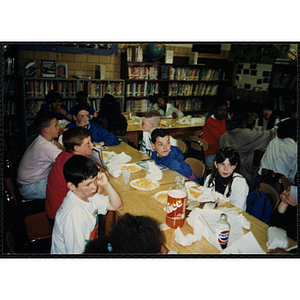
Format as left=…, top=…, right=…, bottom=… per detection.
left=204, top=147, right=249, bottom=211
left=254, top=102, right=280, bottom=131
left=93, top=94, right=128, bottom=136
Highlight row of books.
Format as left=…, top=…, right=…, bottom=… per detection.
left=128, top=66, right=159, bottom=80
left=4, top=99, right=18, bottom=115
left=169, top=67, right=221, bottom=81
left=273, top=96, right=296, bottom=112
left=169, top=83, right=218, bottom=97
left=271, top=71, right=296, bottom=89
left=4, top=119, right=20, bottom=136
left=126, top=82, right=160, bottom=97
left=168, top=98, right=202, bottom=112
left=25, top=80, right=77, bottom=98
left=5, top=57, right=16, bottom=75
left=125, top=99, right=150, bottom=112
left=80, top=81, right=123, bottom=98
left=4, top=78, right=16, bottom=96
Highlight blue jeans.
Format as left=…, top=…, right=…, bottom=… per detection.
left=18, top=178, right=47, bottom=199
left=205, top=155, right=215, bottom=168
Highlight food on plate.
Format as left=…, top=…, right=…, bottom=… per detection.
left=102, top=152, right=110, bottom=159
left=155, top=191, right=168, bottom=204
left=127, top=120, right=136, bottom=125
left=131, top=178, right=158, bottom=190
left=121, top=164, right=141, bottom=172
left=189, top=186, right=203, bottom=199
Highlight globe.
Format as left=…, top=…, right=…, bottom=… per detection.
left=145, top=44, right=165, bottom=60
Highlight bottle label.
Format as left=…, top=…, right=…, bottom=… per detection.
left=166, top=190, right=186, bottom=220
left=217, top=230, right=229, bottom=245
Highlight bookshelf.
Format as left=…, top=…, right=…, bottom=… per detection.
left=268, top=63, right=297, bottom=117
left=3, top=45, right=24, bottom=153
left=78, top=79, right=124, bottom=113
left=121, top=52, right=233, bottom=114
left=21, top=77, right=124, bottom=147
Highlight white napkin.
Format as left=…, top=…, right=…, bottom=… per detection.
left=145, top=161, right=163, bottom=181
left=237, top=214, right=251, bottom=230
left=185, top=182, right=228, bottom=205
left=174, top=227, right=197, bottom=246
left=266, top=226, right=288, bottom=249
left=187, top=208, right=244, bottom=250
left=106, top=152, right=132, bottom=178
left=222, top=231, right=266, bottom=254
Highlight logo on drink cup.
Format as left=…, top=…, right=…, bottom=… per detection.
left=218, top=230, right=229, bottom=244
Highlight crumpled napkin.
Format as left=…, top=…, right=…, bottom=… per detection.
left=145, top=161, right=163, bottom=181
left=185, top=182, right=228, bottom=205
left=266, top=226, right=288, bottom=249
left=106, top=152, right=132, bottom=178
left=174, top=227, right=197, bottom=246
left=237, top=214, right=251, bottom=230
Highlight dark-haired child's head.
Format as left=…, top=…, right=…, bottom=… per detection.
left=63, top=155, right=98, bottom=188
left=277, top=118, right=297, bottom=141
left=230, top=108, right=248, bottom=130
left=212, top=147, right=240, bottom=179
left=213, top=97, right=228, bottom=121
left=151, top=128, right=171, bottom=157
left=110, top=213, right=166, bottom=253
left=45, top=90, right=62, bottom=106
left=262, top=102, right=274, bottom=121
left=84, top=214, right=167, bottom=254
left=63, top=127, right=93, bottom=155
left=76, top=91, right=88, bottom=105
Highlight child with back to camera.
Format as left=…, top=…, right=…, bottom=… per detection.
left=84, top=213, right=168, bottom=254
left=204, top=147, right=249, bottom=211
left=51, top=155, right=123, bottom=254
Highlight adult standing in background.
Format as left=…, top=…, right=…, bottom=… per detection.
left=219, top=108, right=277, bottom=190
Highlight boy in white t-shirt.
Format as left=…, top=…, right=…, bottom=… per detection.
left=140, top=110, right=176, bottom=157
left=51, top=155, right=123, bottom=254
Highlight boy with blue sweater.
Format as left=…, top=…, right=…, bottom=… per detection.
left=151, top=128, right=197, bottom=182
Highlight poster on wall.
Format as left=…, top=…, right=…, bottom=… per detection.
left=56, top=64, right=68, bottom=78
left=41, top=60, right=56, bottom=78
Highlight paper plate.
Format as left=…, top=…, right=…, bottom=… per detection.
left=102, top=151, right=116, bottom=164
left=121, top=164, right=142, bottom=173
left=154, top=191, right=168, bottom=204
left=130, top=178, right=159, bottom=191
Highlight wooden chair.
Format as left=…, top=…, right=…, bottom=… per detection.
left=193, top=129, right=203, bottom=138
left=5, top=231, right=16, bottom=254
left=260, top=168, right=293, bottom=194
left=185, top=157, right=205, bottom=184
left=5, top=177, right=53, bottom=251
left=176, top=139, right=187, bottom=155
left=257, top=182, right=280, bottom=212
left=187, top=136, right=208, bottom=163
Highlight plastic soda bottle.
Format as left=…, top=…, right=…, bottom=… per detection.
left=214, top=213, right=230, bottom=249
left=166, top=176, right=187, bottom=229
